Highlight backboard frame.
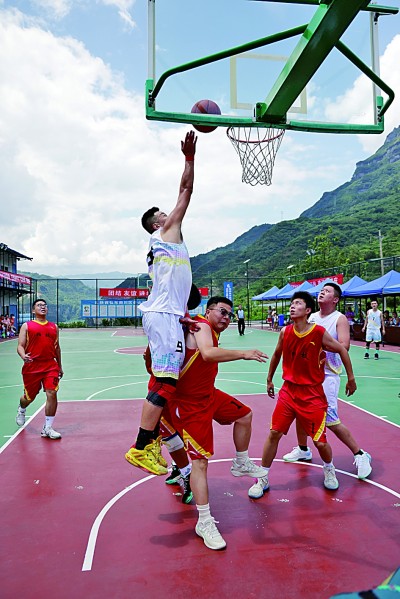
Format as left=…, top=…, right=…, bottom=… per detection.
left=146, top=0, right=398, bottom=134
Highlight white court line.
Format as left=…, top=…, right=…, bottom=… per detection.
left=85, top=381, right=147, bottom=401
left=81, top=457, right=400, bottom=572
left=0, top=403, right=45, bottom=454
left=337, top=397, right=400, bottom=429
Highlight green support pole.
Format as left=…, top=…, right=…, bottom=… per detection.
left=259, top=0, right=372, bottom=122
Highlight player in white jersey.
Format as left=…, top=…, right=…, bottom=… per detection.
left=125, top=130, right=197, bottom=476
left=362, top=300, right=385, bottom=360
left=283, top=282, right=372, bottom=479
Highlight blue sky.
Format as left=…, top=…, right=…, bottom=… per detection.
left=1, top=0, right=399, bottom=276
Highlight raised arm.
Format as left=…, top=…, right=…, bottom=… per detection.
left=162, top=131, right=197, bottom=243
left=194, top=323, right=267, bottom=363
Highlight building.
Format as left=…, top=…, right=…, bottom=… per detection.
left=0, top=243, right=33, bottom=327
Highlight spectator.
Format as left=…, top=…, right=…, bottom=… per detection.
left=345, top=306, right=355, bottom=338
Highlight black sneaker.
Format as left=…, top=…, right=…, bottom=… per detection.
left=180, top=474, right=193, bottom=504
left=374, top=353, right=379, bottom=360
left=165, top=464, right=181, bottom=485
left=364, top=353, right=369, bottom=359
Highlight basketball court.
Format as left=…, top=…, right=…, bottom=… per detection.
left=1, top=326, right=399, bottom=598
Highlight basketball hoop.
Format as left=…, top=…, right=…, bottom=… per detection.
left=227, top=126, right=285, bottom=186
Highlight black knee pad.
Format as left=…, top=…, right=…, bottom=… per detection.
left=146, top=389, right=166, bottom=408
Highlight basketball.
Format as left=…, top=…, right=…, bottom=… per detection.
left=191, top=99, right=221, bottom=133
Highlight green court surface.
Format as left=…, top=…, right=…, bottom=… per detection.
left=1, top=326, right=399, bottom=449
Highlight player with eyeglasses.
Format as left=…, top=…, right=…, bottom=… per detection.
left=161, top=295, right=268, bottom=550
left=208, top=307, right=235, bottom=320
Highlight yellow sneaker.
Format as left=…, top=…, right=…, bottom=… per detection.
left=125, top=439, right=168, bottom=475
left=153, top=436, right=168, bottom=468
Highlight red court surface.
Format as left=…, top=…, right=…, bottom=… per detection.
left=1, top=396, right=399, bottom=599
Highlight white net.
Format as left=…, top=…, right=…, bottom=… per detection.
left=227, top=126, right=285, bottom=186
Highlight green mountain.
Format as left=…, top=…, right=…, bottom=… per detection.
left=190, top=126, right=400, bottom=299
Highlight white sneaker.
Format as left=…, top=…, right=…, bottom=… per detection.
left=231, top=458, right=267, bottom=478
left=16, top=406, right=26, bottom=427
left=323, top=465, right=339, bottom=490
left=354, top=451, right=372, bottom=479
left=283, top=446, right=312, bottom=462
left=195, top=518, right=226, bottom=550
left=41, top=426, right=62, bottom=440
left=248, top=475, right=269, bottom=499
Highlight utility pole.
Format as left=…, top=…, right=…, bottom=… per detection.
left=378, top=230, right=385, bottom=310
left=378, top=230, right=384, bottom=276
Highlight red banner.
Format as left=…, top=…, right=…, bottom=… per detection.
left=99, top=288, right=149, bottom=298
left=291, top=274, right=344, bottom=287
left=0, top=270, right=32, bottom=286
left=198, top=287, right=209, bottom=297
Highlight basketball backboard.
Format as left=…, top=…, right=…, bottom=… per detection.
left=146, top=0, right=398, bottom=134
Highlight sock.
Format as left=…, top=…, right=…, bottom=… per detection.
left=261, top=467, right=270, bottom=477
left=45, top=416, right=55, bottom=429
left=179, top=464, right=192, bottom=478
left=354, top=450, right=364, bottom=456
left=18, top=406, right=26, bottom=413
left=299, top=445, right=309, bottom=452
left=196, top=503, right=212, bottom=523
left=135, top=427, right=154, bottom=450
left=323, top=461, right=334, bottom=468
left=235, top=450, right=249, bottom=464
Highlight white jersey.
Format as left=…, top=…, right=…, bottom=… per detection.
left=309, top=310, right=342, bottom=375
left=139, top=228, right=192, bottom=316
left=366, top=309, right=382, bottom=332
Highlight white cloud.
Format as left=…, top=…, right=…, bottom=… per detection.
left=100, top=0, right=136, bottom=29
left=0, top=7, right=399, bottom=277
left=31, top=0, right=72, bottom=20
left=323, top=34, right=400, bottom=155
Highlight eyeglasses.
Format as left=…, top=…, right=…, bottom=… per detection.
left=208, top=307, right=235, bottom=320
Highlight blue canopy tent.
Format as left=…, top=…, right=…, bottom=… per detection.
left=251, top=285, right=281, bottom=328
left=383, top=282, right=400, bottom=294
left=276, top=280, right=313, bottom=299
left=251, top=285, right=280, bottom=301
left=344, top=270, right=400, bottom=297
left=341, top=275, right=368, bottom=296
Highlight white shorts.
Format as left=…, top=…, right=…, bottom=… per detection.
left=142, top=312, right=185, bottom=380
left=323, top=375, right=341, bottom=427
left=366, top=329, right=382, bottom=343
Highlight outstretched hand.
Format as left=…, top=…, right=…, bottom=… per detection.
left=243, top=350, right=268, bottom=363
left=181, top=130, right=197, bottom=157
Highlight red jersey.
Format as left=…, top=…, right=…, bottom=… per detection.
left=282, top=323, right=326, bottom=386
left=175, top=315, right=219, bottom=399
left=22, top=320, right=59, bottom=374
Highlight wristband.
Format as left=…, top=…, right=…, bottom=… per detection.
left=185, top=155, right=194, bottom=161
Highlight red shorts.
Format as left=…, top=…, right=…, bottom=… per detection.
left=164, top=389, right=251, bottom=460
left=23, top=368, right=60, bottom=403
left=271, top=381, right=327, bottom=443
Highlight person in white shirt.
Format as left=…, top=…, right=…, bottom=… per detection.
left=125, top=131, right=197, bottom=476
left=362, top=300, right=385, bottom=359
left=236, top=304, right=245, bottom=335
